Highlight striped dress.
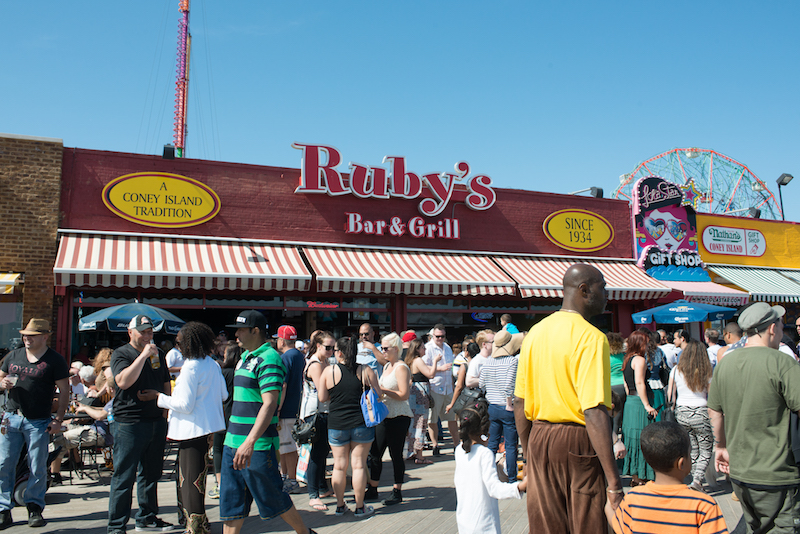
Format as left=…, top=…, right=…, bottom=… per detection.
left=610, top=482, right=728, bottom=534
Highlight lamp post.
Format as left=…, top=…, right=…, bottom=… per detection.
left=777, top=173, right=794, bottom=221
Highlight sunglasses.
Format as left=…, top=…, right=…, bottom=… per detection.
left=323, top=345, right=334, bottom=351
left=359, top=332, right=370, bottom=337
left=435, top=335, right=445, bottom=339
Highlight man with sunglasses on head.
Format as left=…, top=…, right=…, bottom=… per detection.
left=357, top=323, right=384, bottom=379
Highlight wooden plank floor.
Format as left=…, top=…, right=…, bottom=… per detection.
left=29, top=443, right=744, bottom=533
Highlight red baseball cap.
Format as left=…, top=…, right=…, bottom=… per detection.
left=402, top=331, right=417, bottom=343
left=274, top=325, right=298, bottom=341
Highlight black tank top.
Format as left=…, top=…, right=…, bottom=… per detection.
left=623, top=356, right=653, bottom=399
left=328, top=363, right=366, bottom=430
left=411, top=372, right=429, bottom=383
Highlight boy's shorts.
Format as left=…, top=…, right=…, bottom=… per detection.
left=219, top=445, right=293, bottom=521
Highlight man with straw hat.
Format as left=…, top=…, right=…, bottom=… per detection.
left=0, top=318, right=70, bottom=528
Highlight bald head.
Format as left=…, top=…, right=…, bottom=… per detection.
left=562, top=264, right=608, bottom=319
left=563, top=264, right=603, bottom=291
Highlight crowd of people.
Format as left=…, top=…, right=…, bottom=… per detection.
left=2, top=263, right=800, bottom=533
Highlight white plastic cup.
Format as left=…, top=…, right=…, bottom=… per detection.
left=6, top=374, right=18, bottom=387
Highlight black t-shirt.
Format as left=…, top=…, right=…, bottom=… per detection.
left=111, top=343, right=170, bottom=423
left=1, top=347, right=69, bottom=420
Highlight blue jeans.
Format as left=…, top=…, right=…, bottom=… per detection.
left=107, top=418, right=167, bottom=533
left=487, top=404, right=518, bottom=481
left=0, top=414, right=51, bottom=511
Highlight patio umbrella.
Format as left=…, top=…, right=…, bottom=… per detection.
left=78, top=302, right=186, bottom=335
left=631, top=299, right=737, bottom=325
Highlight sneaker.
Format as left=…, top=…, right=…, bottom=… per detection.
left=283, top=478, right=303, bottom=494
left=334, top=505, right=349, bottom=516
left=134, top=518, right=178, bottom=532
left=0, top=511, right=11, bottom=530
left=50, top=473, right=63, bottom=486
left=364, top=485, right=379, bottom=502
left=26, top=504, right=46, bottom=528
left=208, top=486, right=220, bottom=499
left=354, top=505, right=375, bottom=519
left=383, top=488, right=402, bottom=506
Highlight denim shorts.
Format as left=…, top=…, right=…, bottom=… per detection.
left=328, top=426, right=375, bottom=446
left=219, top=445, right=293, bottom=521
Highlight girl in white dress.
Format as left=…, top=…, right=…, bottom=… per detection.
left=454, top=398, right=526, bottom=534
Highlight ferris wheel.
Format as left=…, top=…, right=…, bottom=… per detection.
left=613, top=148, right=782, bottom=220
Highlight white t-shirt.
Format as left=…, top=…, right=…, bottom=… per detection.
left=669, top=367, right=708, bottom=407
left=166, top=348, right=185, bottom=378
left=707, top=344, right=720, bottom=367
left=454, top=443, right=521, bottom=534
left=661, top=343, right=680, bottom=368
left=466, top=354, right=488, bottom=388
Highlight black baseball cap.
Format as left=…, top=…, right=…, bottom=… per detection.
left=226, top=310, right=268, bottom=332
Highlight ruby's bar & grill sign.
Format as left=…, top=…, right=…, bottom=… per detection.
left=292, top=143, right=497, bottom=240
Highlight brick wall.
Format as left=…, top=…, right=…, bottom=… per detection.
left=0, top=134, right=63, bottom=324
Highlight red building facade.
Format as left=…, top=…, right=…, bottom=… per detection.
left=53, top=145, right=668, bottom=355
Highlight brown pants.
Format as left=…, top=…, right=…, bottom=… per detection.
left=526, top=420, right=606, bottom=534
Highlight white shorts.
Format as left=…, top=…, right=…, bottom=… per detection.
left=278, top=418, right=298, bottom=454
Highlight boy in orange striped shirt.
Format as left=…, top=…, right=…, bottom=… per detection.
left=605, top=421, right=728, bottom=534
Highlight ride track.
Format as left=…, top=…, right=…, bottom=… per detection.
left=614, top=147, right=782, bottom=220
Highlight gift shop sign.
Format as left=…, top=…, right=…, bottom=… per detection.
left=702, top=226, right=766, bottom=257
left=292, top=143, right=497, bottom=240
left=102, top=172, right=221, bottom=228
left=543, top=209, right=614, bottom=252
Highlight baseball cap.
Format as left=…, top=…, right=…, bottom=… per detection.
left=738, top=302, right=785, bottom=333
left=273, top=325, right=298, bottom=340
left=128, top=315, right=154, bottom=332
left=402, top=331, right=417, bottom=343
left=226, top=310, right=268, bottom=332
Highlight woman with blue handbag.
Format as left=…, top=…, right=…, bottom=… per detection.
left=319, top=337, right=382, bottom=519
left=366, top=332, right=413, bottom=506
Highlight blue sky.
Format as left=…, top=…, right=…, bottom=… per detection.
left=3, top=2, right=799, bottom=222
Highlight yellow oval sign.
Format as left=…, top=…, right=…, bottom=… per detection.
left=543, top=209, right=614, bottom=252
left=102, top=172, right=221, bottom=228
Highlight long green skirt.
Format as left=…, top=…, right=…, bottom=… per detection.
left=621, top=394, right=655, bottom=480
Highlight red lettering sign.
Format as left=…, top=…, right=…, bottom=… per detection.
left=292, top=143, right=496, bottom=216
left=345, top=212, right=460, bottom=240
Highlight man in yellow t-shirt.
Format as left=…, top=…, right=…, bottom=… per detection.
left=513, top=264, right=622, bottom=534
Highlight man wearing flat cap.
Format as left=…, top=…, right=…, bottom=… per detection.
left=0, top=318, right=69, bottom=528
left=709, top=302, right=800, bottom=533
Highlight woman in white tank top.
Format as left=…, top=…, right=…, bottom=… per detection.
left=667, top=340, right=713, bottom=491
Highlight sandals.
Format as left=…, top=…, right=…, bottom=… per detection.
left=309, top=499, right=328, bottom=511
left=415, top=458, right=433, bottom=465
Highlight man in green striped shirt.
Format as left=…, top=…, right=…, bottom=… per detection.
left=219, top=310, right=316, bottom=534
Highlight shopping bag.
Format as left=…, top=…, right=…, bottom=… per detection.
left=296, top=443, right=311, bottom=485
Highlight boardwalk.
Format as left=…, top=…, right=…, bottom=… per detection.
left=8, top=444, right=745, bottom=533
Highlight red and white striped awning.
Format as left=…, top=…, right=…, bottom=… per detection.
left=492, top=256, right=670, bottom=300
left=660, top=280, right=749, bottom=306
left=302, top=246, right=517, bottom=296
left=54, top=232, right=312, bottom=291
